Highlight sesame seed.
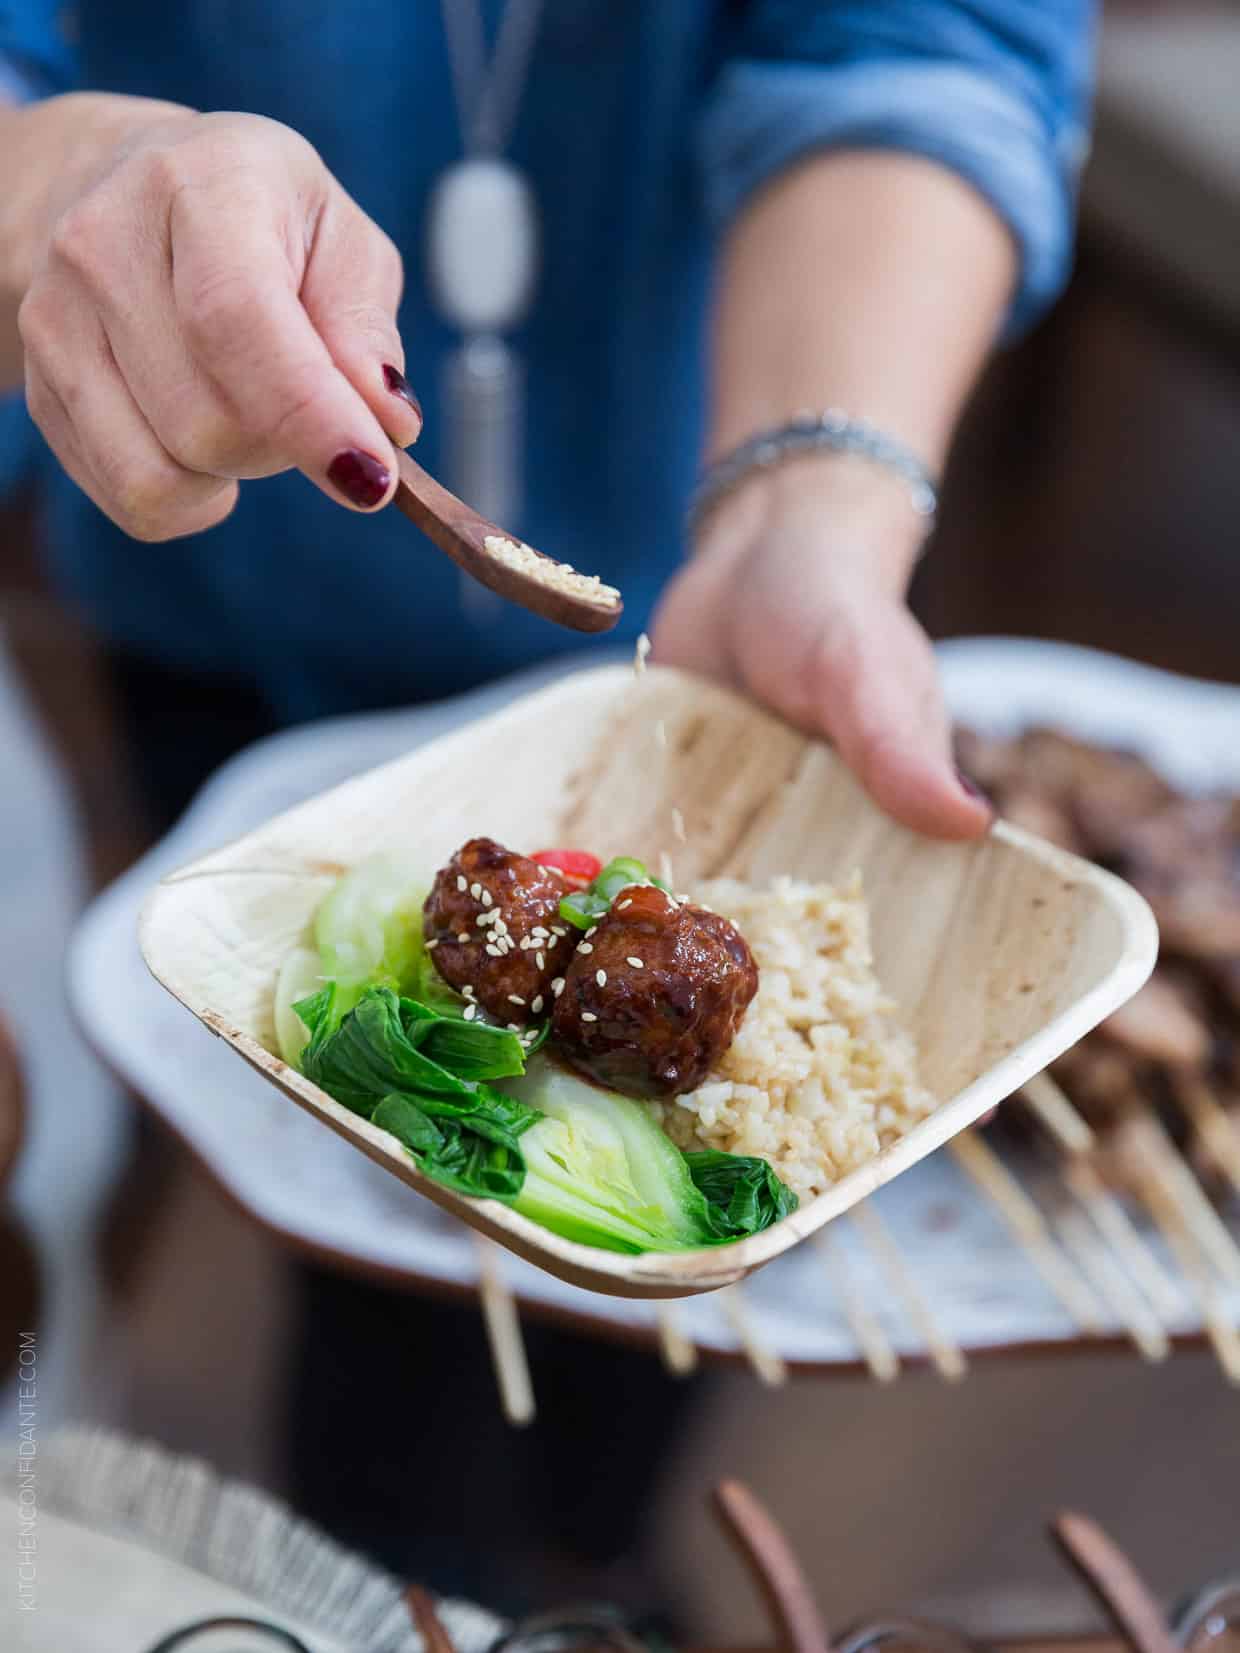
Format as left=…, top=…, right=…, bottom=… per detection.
left=531, top=995, right=544, bottom=1013
left=617, top=899, right=632, bottom=910
left=627, top=956, right=644, bottom=968
left=671, top=807, right=686, bottom=843
left=508, top=994, right=526, bottom=1006
left=551, top=925, right=567, bottom=937
left=586, top=926, right=598, bottom=938
left=462, top=985, right=476, bottom=998
left=481, top=888, right=493, bottom=907
left=457, top=932, right=470, bottom=943
left=456, top=875, right=467, bottom=892
left=634, top=632, right=651, bottom=675
left=475, top=913, right=491, bottom=926
left=552, top=977, right=565, bottom=997
left=577, top=942, right=593, bottom=954
left=482, top=534, right=620, bottom=605
left=536, top=951, right=545, bottom=969
left=596, top=969, right=607, bottom=987
left=463, top=1004, right=477, bottom=1020
left=424, top=938, right=438, bottom=949
left=581, top=1012, right=597, bottom=1023
left=507, top=1021, right=521, bottom=1032
left=470, top=882, right=482, bottom=898
left=531, top=926, right=548, bottom=939
left=485, top=943, right=501, bottom=957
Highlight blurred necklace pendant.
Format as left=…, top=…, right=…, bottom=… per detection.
left=427, top=157, right=539, bottom=618
left=441, top=335, right=524, bottom=543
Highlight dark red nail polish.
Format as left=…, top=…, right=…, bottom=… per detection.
left=327, top=448, right=391, bottom=508
left=383, top=364, right=422, bottom=424
left=956, top=766, right=993, bottom=808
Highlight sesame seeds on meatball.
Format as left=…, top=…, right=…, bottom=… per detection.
left=423, top=838, right=571, bottom=1024
left=551, top=883, right=758, bottom=1097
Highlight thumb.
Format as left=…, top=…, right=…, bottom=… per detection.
left=303, top=185, right=423, bottom=449
left=809, top=594, right=992, bottom=840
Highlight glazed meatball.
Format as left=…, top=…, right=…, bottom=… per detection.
left=551, top=883, right=758, bottom=1098
left=423, top=838, right=570, bottom=1024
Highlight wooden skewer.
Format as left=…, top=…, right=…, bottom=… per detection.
left=950, top=1133, right=1106, bottom=1333
left=1024, top=1071, right=1185, bottom=1321
left=1051, top=1512, right=1180, bottom=1653
left=1050, top=1204, right=1169, bottom=1362
left=1172, top=1071, right=1240, bottom=1196
left=713, top=1479, right=832, bottom=1653
left=1024, top=1071, right=1096, bottom=1154
left=814, top=1230, right=900, bottom=1383
left=473, top=1237, right=536, bottom=1426
left=653, top=1302, right=699, bottom=1377
left=1120, top=1110, right=1240, bottom=1290
left=1063, top=1159, right=1185, bottom=1324
left=720, top=1285, right=787, bottom=1387
left=1119, top=1143, right=1240, bottom=1385
left=849, top=1202, right=966, bottom=1382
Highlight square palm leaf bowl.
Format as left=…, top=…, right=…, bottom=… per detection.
left=140, top=665, right=1157, bottom=1297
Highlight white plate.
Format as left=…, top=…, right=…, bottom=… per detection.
left=67, top=640, right=1240, bottom=1362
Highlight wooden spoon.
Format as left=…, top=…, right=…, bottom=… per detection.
left=713, top=1479, right=833, bottom=1653
left=1050, top=1511, right=1180, bottom=1653
left=393, top=451, right=623, bottom=634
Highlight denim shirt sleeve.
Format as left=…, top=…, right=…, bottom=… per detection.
left=698, top=1, right=1096, bottom=335
left=0, top=0, right=78, bottom=98
left=0, top=6, right=69, bottom=496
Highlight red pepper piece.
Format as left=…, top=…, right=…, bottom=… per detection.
left=531, top=848, right=602, bottom=890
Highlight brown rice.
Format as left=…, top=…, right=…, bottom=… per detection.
left=652, top=874, right=936, bottom=1200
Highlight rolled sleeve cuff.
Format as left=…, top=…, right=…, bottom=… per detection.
left=700, top=58, right=1088, bottom=337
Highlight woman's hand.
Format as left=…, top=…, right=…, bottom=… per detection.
left=651, top=460, right=992, bottom=840
left=5, top=95, right=421, bottom=539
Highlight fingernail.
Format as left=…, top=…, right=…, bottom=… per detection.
left=327, top=448, right=391, bottom=508
left=383, top=364, right=422, bottom=427
left=956, top=766, right=994, bottom=811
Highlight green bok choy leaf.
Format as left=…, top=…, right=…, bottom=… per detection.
left=279, top=857, right=797, bottom=1252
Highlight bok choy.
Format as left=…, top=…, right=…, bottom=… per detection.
left=279, top=852, right=796, bottom=1252
left=294, top=988, right=795, bottom=1252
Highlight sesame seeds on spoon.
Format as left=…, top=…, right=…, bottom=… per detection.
left=393, top=450, right=623, bottom=633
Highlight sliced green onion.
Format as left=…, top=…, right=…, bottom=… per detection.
left=593, top=856, right=649, bottom=903
left=558, top=889, right=607, bottom=930
left=557, top=855, right=674, bottom=929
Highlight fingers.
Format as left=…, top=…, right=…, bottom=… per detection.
left=167, top=178, right=401, bottom=509
left=21, top=113, right=422, bottom=539
left=807, top=595, right=993, bottom=840
left=302, top=188, right=422, bottom=449
left=21, top=285, right=238, bottom=542
left=652, top=547, right=990, bottom=840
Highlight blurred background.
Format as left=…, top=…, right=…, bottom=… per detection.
left=2, top=0, right=1239, bottom=1645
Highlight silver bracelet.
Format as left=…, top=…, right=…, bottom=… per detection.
left=687, top=410, right=939, bottom=539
